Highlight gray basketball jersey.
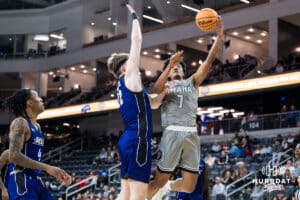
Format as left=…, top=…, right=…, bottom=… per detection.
left=161, top=78, right=198, bottom=127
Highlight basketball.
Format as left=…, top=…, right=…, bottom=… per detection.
left=195, top=8, right=219, bottom=32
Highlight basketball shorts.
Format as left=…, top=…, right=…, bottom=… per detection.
left=6, top=170, right=53, bottom=200
left=118, top=130, right=152, bottom=183
left=157, top=125, right=200, bottom=173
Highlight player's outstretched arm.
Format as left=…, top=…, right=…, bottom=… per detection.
left=8, top=117, right=71, bottom=186
left=149, top=85, right=169, bottom=109
left=124, top=4, right=143, bottom=92
left=192, top=17, right=223, bottom=86
left=153, top=50, right=183, bottom=93
left=0, top=150, right=9, bottom=200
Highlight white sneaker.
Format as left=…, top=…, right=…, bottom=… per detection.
left=152, top=182, right=171, bottom=200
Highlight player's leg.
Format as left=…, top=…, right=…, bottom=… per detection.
left=117, top=179, right=130, bottom=200
left=169, top=170, right=198, bottom=193
left=172, top=133, right=200, bottom=193
left=128, top=178, right=147, bottom=200
left=147, top=171, right=171, bottom=199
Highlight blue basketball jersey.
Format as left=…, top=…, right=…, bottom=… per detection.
left=116, top=76, right=152, bottom=137
left=177, top=159, right=206, bottom=200
left=6, top=120, right=44, bottom=177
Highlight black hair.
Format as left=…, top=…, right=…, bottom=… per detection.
left=6, top=89, right=32, bottom=119
left=163, top=59, right=187, bottom=77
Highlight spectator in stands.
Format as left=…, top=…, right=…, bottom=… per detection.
left=275, top=60, right=285, bottom=73
left=217, top=150, right=229, bottom=165
left=273, top=140, right=283, bottom=155
left=237, top=162, right=248, bottom=178
left=280, top=105, right=288, bottom=128
left=211, top=139, right=221, bottom=153
left=261, top=144, right=273, bottom=156
left=287, top=104, right=299, bottom=127
left=221, top=140, right=229, bottom=151
left=211, top=177, right=226, bottom=198
left=91, top=155, right=101, bottom=169
left=222, top=170, right=233, bottom=185
left=99, top=147, right=108, bottom=163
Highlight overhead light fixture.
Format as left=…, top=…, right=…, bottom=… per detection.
left=191, top=61, right=197, bottom=66
left=33, top=34, right=49, bottom=42
left=80, top=65, right=85, bottom=69
left=197, top=39, right=203, bottom=44
left=248, top=27, right=255, bottom=32
left=166, top=1, right=171, bottom=4
left=147, top=6, right=152, bottom=9
left=257, top=70, right=261, bottom=74
left=233, top=54, right=239, bottom=60
left=295, top=47, right=300, bottom=52
left=155, top=48, right=160, bottom=53
left=240, top=0, right=250, bottom=4
left=244, top=35, right=251, bottom=40
left=167, top=52, right=173, bottom=55
left=107, top=17, right=112, bottom=21
left=212, top=36, right=217, bottom=40
left=50, top=33, right=64, bottom=40
left=83, top=69, right=88, bottom=73
left=49, top=71, right=54, bottom=75
left=112, top=22, right=117, bottom=26
left=143, top=14, right=164, bottom=24
left=59, top=87, right=63, bottom=91
left=260, top=31, right=267, bottom=37
left=145, top=70, right=152, bottom=76
left=181, top=4, right=200, bottom=12
left=73, top=84, right=79, bottom=89
left=110, top=93, right=115, bottom=98
left=232, top=32, right=239, bottom=36
left=63, top=122, right=70, bottom=127
left=256, top=40, right=263, bottom=44
left=155, top=54, right=161, bottom=59
left=143, top=51, right=148, bottom=55
left=71, top=67, right=76, bottom=71
left=93, top=67, right=97, bottom=71
left=9, top=38, right=12, bottom=41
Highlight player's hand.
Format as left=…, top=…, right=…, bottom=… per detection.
left=46, top=166, right=70, bottom=185
left=1, top=187, right=9, bottom=200
left=61, top=173, right=72, bottom=186
left=126, top=4, right=136, bottom=13
left=169, top=50, right=184, bottom=69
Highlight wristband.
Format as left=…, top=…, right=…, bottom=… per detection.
left=131, top=13, right=138, bottom=20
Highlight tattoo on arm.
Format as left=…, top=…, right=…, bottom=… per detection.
left=9, top=118, right=48, bottom=172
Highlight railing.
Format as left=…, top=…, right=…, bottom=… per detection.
left=108, top=163, right=121, bottom=185
left=65, top=175, right=97, bottom=200
left=225, top=148, right=294, bottom=200
left=42, top=137, right=83, bottom=162
left=210, top=110, right=300, bottom=134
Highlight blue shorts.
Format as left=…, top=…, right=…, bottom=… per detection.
left=118, top=130, right=152, bottom=183
left=6, top=171, right=53, bottom=200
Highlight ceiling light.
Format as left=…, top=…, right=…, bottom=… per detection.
left=71, top=67, right=76, bottom=71
left=143, top=15, right=164, bottom=24
left=257, top=70, right=261, bottom=74
left=52, top=74, right=56, bottom=78
left=256, top=40, right=263, bottom=44
left=197, top=39, right=203, bottom=44
left=248, top=27, right=255, bottom=32
left=167, top=52, right=173, bottom=55
left=112, top=22, right=117, bottom=26
left=91, top=22, right=95, bottom=26
left=232, top=32, right=239, bottom=36
left=155, top=54, right=161, bottom=59
left=50, top=34, right=64, bottom=40
left=295, top=47, right=300, bottom=52
left=155, top=48, right=160, bottom=53
left=145, top=70, right=152, bottom=76
left=73, top=84, right=79, bottom=89
left=233, top=54, right=239, bottom=60
left=199, top=59, right=203, bottom=65
left=107, top=17, right=112, bottom=21
left=147, top=6, right=152, bottom=9
left=260, top=31, right=267, bottom=37
left=166, top=1, right=171, bottom=4
left=110, top=93, right=115, bottom=98
left=9, top=38, right=12, bottom=41
left=49, top=71, right=54, bottom=75
left=212, top=36, right=217, bottom=40
left=143, top=51, right=148, bottom=55
left=83, top=69, right=88, bottom=73
left=244, top=35, right=251, bottom=40
left=181, top=4, right=200, bottom=12
left=33, top=34, right=49, bottom=41
left=80, top=65, right=85, bottom=69
left=93, top=67, right=97, bottom=71
left=191, top=61, right=197, bottom=66
left=63, top=123, right=70, bottom=127
left=240, top=0, right=250, bottom=4
left=59, top=87, right=62, bottom=91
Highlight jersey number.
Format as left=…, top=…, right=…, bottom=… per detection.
left=117, top=84, right=123, bottom=106
left=177, top=95, right=183, bottom=108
